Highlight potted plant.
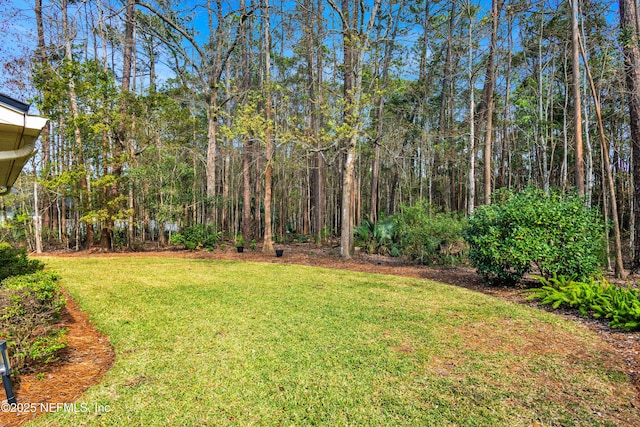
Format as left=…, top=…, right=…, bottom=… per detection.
left=235, top=235, right=245, bottom=253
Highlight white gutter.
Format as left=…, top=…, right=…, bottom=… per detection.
left=0, top=140, right=37, bottom=161
left=0, top=103, right=48, bottom=195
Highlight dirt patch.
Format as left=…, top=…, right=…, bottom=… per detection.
left=3, top=242, right=638, bottom=426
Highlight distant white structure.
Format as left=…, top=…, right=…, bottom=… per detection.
left=0, top=94, right=48, bottom=195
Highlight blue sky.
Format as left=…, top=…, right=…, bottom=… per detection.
left=0, top=0, right=624, bottom=102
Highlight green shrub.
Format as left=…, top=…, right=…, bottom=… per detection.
left=526, top=275, right=640, bottom=331
left=395, top=201, right=466, bottom=266
left=354, top=217, right=399, bottom=256
left=0, top=211, right=31, bottom=246
left=170, top=225, right=221, bottom=251
left=0, top=271, right=67, bottom=373
left=463, top=187, right=606, bottom=285
left=0, top=242, right=44, bottom=281
left=28, top=329, right=68, bottom=364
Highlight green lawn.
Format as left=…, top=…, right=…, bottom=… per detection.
left=30, top=256, right=639, bottom=426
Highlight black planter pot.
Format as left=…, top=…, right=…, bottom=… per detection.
left=275, top=249, right=284, bottom=257
left=237, top=246, right=244, bottom=253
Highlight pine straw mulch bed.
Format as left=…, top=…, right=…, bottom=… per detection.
left=0, top=292, right=114, bottom=427
left=1, top=243, right=638, bottom=426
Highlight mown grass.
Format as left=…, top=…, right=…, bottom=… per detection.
left=30, top=256, right=639, bottom=426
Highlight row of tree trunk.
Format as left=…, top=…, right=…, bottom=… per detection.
left=10, top=0, right=640, bottom=276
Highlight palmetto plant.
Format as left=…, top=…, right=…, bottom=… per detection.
left=354, top=218, right=398, bottom=255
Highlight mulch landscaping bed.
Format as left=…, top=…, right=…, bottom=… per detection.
left=0, top=291, right=114, bottom=427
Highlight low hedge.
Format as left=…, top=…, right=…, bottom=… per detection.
left=0, top=242, right=44, bottom=282
left=0, top=271, right=67, bottom=374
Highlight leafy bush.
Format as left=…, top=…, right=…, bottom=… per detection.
left=463, top=188, right=606, bottom=285
left=526, top=275, right=640, bottom=331
left=0, top=211, right=32, bottom=246
left=0, top=271, right=67, bottom=373
left=170, top=225, right=221, bottom=250
left=0, top=242, right=44, bottom=282
left=354, top=217, right=399, bottom=256
left=395, top=201, right=466, bottom=266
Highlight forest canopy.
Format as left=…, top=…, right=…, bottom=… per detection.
left=0, top=0, right=639, bottom=274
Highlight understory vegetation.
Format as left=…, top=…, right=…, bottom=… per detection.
left=463, top=188, right=606, bottom=285
left=527, top=275, right=640, bottom=331
left=353, top=201, right=467, bottom=266
left=163, top=199, right=470, bottom=265
left=0, top=245, right=66, bottom=374
left=31, top=256, right=639, bottom=426
left=352, top=188, right=606, bottom=283
left=169, top=225, right=222, bottom=251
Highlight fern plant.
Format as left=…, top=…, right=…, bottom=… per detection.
left=526, top=275, right=640, bottom=331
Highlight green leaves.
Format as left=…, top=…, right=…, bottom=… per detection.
left=526, top=275, right=640, bottom=331
left=394, top=201, right=467, bottom=266
left=170, top=225, right=221, bottom=251
left=353, top=201, right=466, bottom=264
left=353, top=217, right=399, bottom=256
left=464, top=187, right=606, bottom=285
left=0, top=243, right=45, bottom=282
left=0, top=268, right=66, bottom=374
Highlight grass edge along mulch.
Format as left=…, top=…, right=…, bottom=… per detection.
left=0, top=290, right=115, bottom=427
left=24, top=256, right=640, bottom=426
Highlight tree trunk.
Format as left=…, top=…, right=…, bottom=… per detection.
left=304, top=0, right=325, bottom=245
left=204, top=0, right=226, bottom=226
left=620, top=0, right=640, bottom=273
left=240, top=0, right=252, bottom=241
left=35, top=0, right=51, bottom=233
left=62, top=0, right=91, bottom=249
left=480, top=0, right=503, bottom=205
left=562, top=59, right=570, bottom=190
left=435, top=1, right=457, bottom=205
left=262, top=0, right=275, bottom=253
left=128, top=29, right=138, bottom=249
left=467, top=1, right=476, bottom=216
left=370, top=131, right=381, bottom=223
left=206, top=93, right=218, bottom=226
left=537, top=14, right=550, bottom=194
left=33, top=181, right=42, bottom=253
left=339, top=0, right=356, bottom=258
left=579, top=25, right=625, bottom=277
left=336, top=0, right=381, bottom=258
left=571, top=0, right=585, bottom=195
left=104, top=0, right=135, bottom=250
left=370, top=0, right=404, bottom=223
left=500, top=8, right=513, bottom=189
left=242, top=137, right=252, bottom=239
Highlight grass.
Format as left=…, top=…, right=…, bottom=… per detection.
left=29, top=256, right=639, bottom=426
